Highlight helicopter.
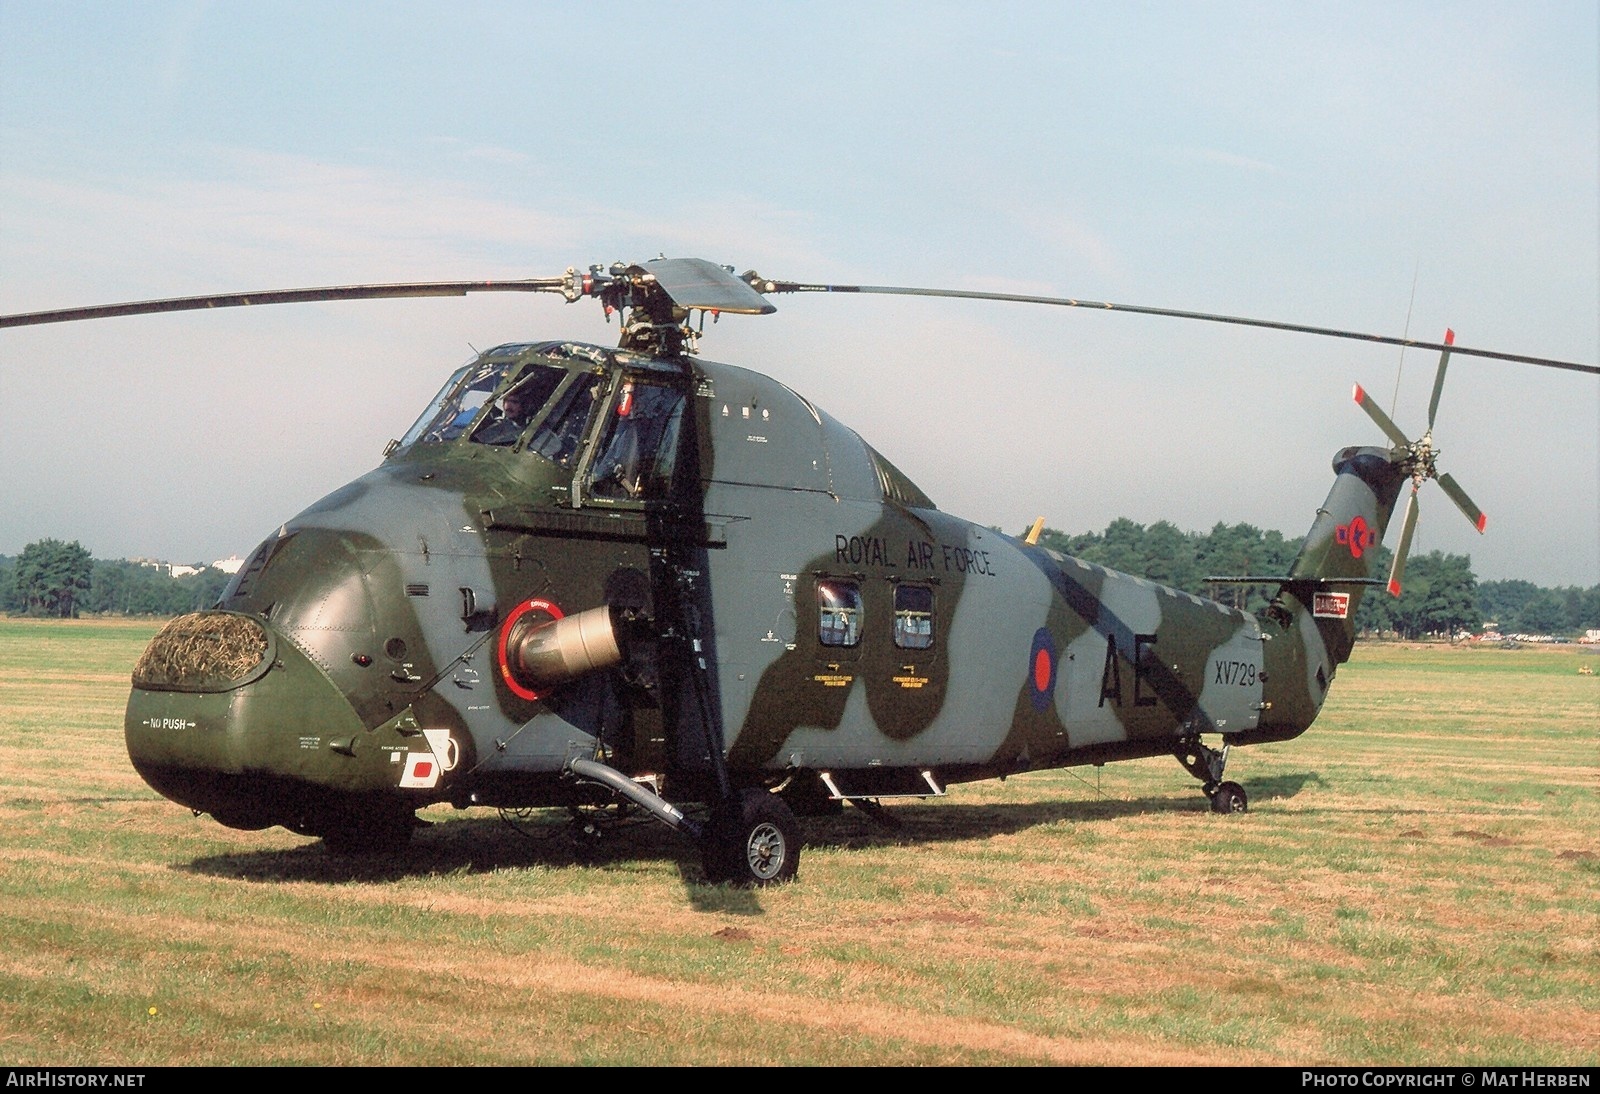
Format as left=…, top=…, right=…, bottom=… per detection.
left=3, top=258, right=1595, bottom=886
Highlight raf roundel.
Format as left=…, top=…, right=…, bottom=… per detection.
left=1335, top=515, right=1376, bottom=559
left=1029, top=627, right=1057, bottom=712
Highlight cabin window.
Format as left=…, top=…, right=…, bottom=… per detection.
left=817, top=579, right=862, bottom=648
left=469, top=365, right=567, bottom=447
left=585, top=380, right=688, bottom=500
left=526, top=373, right=602, bottom=468
left=893, top=584, right=935, bottom=649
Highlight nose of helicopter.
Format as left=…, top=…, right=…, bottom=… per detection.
left=124, top=607, right=398, bottom=833
left=122, top=471, right=504, bottom=837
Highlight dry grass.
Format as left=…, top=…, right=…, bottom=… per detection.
left=0, top=618, right=1594, bottom=1065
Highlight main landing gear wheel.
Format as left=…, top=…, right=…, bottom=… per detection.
left=701, top=788, right=800, bottom=887
left=1210, top=780, right=1249, bottom=814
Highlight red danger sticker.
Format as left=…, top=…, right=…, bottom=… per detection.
left=1313, top=592, right=1350, bottom=619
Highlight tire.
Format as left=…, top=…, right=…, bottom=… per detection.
left=1210, top=781, right=1248, bottom=814
left=702, top=788, right=800, bottom=886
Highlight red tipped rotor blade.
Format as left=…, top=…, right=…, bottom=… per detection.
left=1353, top=383, right=1413, bottom=448
left=1426, top=328, right=1455, bottom=431
left=1387, top=490, right=1419, bottom=597
left=1437, top=472, right=1487, bottom=533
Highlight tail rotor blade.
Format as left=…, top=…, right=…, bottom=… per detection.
left=1426, top=328, right=1455, bottom=430
left=1387, top=490, right=1419, bottom=597
left=1437, top=472, right=1487, bottom=533
left=1353, top=383, right=1413, bottom=448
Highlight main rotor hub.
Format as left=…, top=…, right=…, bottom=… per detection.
left=557, top=259, right=775, bottom=357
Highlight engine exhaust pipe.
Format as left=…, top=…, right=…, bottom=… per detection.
left=505, top=604, right=623, bottom=690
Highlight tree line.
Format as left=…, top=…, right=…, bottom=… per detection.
left=5, top=530, right=1598, bottom=638
left=1031, top=520, right=1600, bottom=639
left=1, top=540, right=231, bottom=618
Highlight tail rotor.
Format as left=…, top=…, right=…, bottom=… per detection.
left=1352, top=329, right=1487, bottom=596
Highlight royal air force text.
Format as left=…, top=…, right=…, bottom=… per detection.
left=835, top=534, right=995, bottom=577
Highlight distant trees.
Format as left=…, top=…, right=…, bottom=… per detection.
left=2, top=543, right=230, bottom=618
left=1479, top=579, right=1600, bottom=636
left=10, top=539, right=94, bottom=617
left=1032, top=520, right=1300, bottom=612
left=1194, top=522, right=1301, bottom=613
left=1355, top=551, right=1481, bottom=639
left=84, top=559, right=230, bottom=616
left=1030, top=520, right=1596, bottom=638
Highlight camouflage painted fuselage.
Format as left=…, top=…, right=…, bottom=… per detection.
left=125, top=339, right=1407, bottom=840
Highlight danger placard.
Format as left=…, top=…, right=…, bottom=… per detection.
left=1313, top=592, right=1351, bottom=619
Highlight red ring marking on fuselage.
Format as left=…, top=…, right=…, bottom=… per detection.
left=497, top=597, right=565, bottom=701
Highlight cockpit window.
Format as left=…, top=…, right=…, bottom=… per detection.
left=469, top=365, right=566, bottom=447
left=399, top=360, right=512, bottom=447
left=526, top=373, right=602, bottom=468
left=398, top=365, right=472, bottom=449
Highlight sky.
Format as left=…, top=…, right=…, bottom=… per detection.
left=1, top=2, right=1596, bottom=587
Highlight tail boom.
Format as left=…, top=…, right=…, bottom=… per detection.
left=1250, top=445, right=1409, bottom=741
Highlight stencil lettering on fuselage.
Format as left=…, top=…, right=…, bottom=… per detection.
left=1057, top=567, right=1162, bottom=748
left=1194, top=623, right=1265, bottom=733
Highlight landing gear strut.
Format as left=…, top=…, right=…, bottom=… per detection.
left=564, top=757, right=800, bottom=886
left=1174, top=737, right=1249, bottom=814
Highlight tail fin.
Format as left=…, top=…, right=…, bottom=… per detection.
left=1243, top=446, right=1409, bottom=742
left=1271, top=444, right=1410, bottom=665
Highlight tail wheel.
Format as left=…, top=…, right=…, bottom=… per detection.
left=702, top=788, right=800, bottom=887
left=1210, top=781, right=1249, bottom=814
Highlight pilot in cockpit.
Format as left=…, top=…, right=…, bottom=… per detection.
left=471, top=381, right=543, bottom=447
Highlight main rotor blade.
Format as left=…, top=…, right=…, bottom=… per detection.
left=1353, top=383, right=1413, bottom=448
left=1437, top=472, right=1488, bottom=533
left=0, top=279, right=570, bottom=329
left=1387, top=490, right=1419, bottom=597
left=1426, top=328, right=1455, bottom=430
left=750, top=277, right=1600, bottom=375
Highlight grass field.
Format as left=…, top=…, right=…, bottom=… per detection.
left=0, top=617, right=1594, bottom=1066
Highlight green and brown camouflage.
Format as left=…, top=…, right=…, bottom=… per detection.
left=13, top=256, right=1510, bottom=884
left=122, top=330, right=1409, bottom=877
